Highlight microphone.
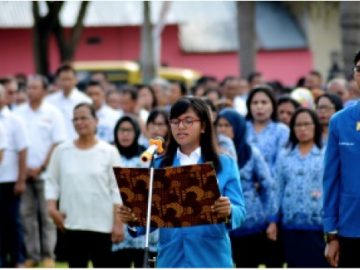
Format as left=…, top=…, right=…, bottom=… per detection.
left=141, top=137, right=165, bottom=163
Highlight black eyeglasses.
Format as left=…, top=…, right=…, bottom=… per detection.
left=353, top=65, right=360, bottom=73
left=169, top=117, right=201, bottom=128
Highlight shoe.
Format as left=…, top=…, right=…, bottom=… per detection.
left=23, top=259, right=38, bottom=268
left=42, top=258, right=56, bottom=268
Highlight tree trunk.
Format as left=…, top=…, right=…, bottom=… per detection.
left=141, top=1, right=156, bottom=84
left=53, top=1, right=89, bottom=62
left=32, top=2, right=50, bottom=75
left=236, top=1, right=256, bottom=78
left=32, top=1, right=65, bottom=75
left=340, top=2, right=360, bottom=77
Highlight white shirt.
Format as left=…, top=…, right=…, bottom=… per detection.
left=233, top=95, right=248, bottom=116
left=0, top=122, right=7, bottom=151
left=46, top=88, right=92, bottom=140
left=45, top=140, right=122, bottom=233
left=0, top=107, right=30, bottom=183
left=15, top=102, right=67, bottom=169
left=176, top=146, right=202, bottom=166
left=96, top=104, right=122, bottom=143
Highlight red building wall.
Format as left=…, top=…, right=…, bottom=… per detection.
left=0, top=25, right=312, bottom=86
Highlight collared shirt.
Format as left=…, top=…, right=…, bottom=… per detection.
left=14, top=102, right=67, bottom=169
left=0, top=107, right=30, bottom=183
left=96, top=104, right=122, bottom=143
left=46, top=88, right=92, bottom=140
left=276, top=145, right=324, bottom=230
left=176, top=146, right=201, bottom=166
left=246, top=120, right=289, bottom=176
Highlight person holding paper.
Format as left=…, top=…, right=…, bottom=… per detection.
left=119, top=96, right=246, bottom=268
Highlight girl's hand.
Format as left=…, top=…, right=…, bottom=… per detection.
left=211, top=196, right=231, bottom=219
left=118, top=205, right=138, bottom=224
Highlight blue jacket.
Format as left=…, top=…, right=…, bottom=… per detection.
left=277, top=146, right=324, bottom=231
left=323, top=102, right=360, bottom=237
left=141, top=153, right=246, bottom=268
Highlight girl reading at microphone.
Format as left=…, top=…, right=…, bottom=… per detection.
left=119, top=96, right=246, bottom=268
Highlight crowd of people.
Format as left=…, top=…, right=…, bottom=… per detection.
left=1, top=50, right=360, bottom=268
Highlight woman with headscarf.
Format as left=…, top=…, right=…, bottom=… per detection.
left=215, top=108, right=276, bottom=267
left=111, top=115, right=159, bottom=267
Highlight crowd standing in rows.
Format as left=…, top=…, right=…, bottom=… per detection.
left=1, top=51, right=360, bottom=267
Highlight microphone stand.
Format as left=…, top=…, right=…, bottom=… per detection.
left=143, top=154, right=155, bottom=268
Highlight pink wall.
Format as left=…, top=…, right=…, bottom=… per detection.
left=0, top=25, right=312, bottom=86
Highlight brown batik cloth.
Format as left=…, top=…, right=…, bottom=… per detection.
left=113, top=163, right=225, bottom=228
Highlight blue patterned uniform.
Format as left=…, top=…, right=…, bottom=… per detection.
left=230, top=146, right=276, bottom=236
left=246, top=121, right=289, bottom=176
left=276, top=146, right=324, bottom=230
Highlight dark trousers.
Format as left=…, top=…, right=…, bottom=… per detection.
left=339, top=236, right=360, bottom=268
left=230, top=232, right=265, bottom=267
left=281, top=229, right=329, bottom=268
left=0, top=183, right=25, bottom=267
left=112, top=248, right=157, bottom=268
left=64, top=230, right=113, bottom=268
left=263, top=236, right=285, bottom=268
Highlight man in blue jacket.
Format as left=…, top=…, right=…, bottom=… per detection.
left=323, top=50, right=360, bottom=267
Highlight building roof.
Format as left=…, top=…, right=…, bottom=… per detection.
left=0, top=1, right=307, bottom=51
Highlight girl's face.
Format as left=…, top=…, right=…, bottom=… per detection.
left=170, top=108, right=204, bottom=151
left=278, top=102, right=296, bottom=126
left=117, top=121, right=136, bottom=147
left=316, top=96, right=336, bottom=126
left=294, top=112, right=315, bottom=144
left=250, top=92, right=273, bottom=123
left=147, top=114, right=168, bottom=139
left=216, top=117, right=234, bottom=140
left=73, top=106, right=97, bottom=137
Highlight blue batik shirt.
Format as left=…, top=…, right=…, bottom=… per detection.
left=276, top=145, right=324, bottom=231
left=230, top=146, right=277, bottom=236
left=246, top=121, right=289, bottom=177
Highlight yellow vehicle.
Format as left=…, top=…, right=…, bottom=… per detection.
left=73, top=60, right=201, bottom=87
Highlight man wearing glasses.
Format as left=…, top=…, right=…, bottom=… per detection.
left=323, top=50, right=360, bottom=267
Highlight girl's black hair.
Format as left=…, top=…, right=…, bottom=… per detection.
left=146, top=108, right=170, bottom=142
left=160, top=96, right=221, bottom=172
left=315, top=93, right=343, bottom=112
left=246, top=85, right=278, bottom=122
left=288, top=108, right=322, bottom=149
left=113, top=115, right=145, bottom=159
